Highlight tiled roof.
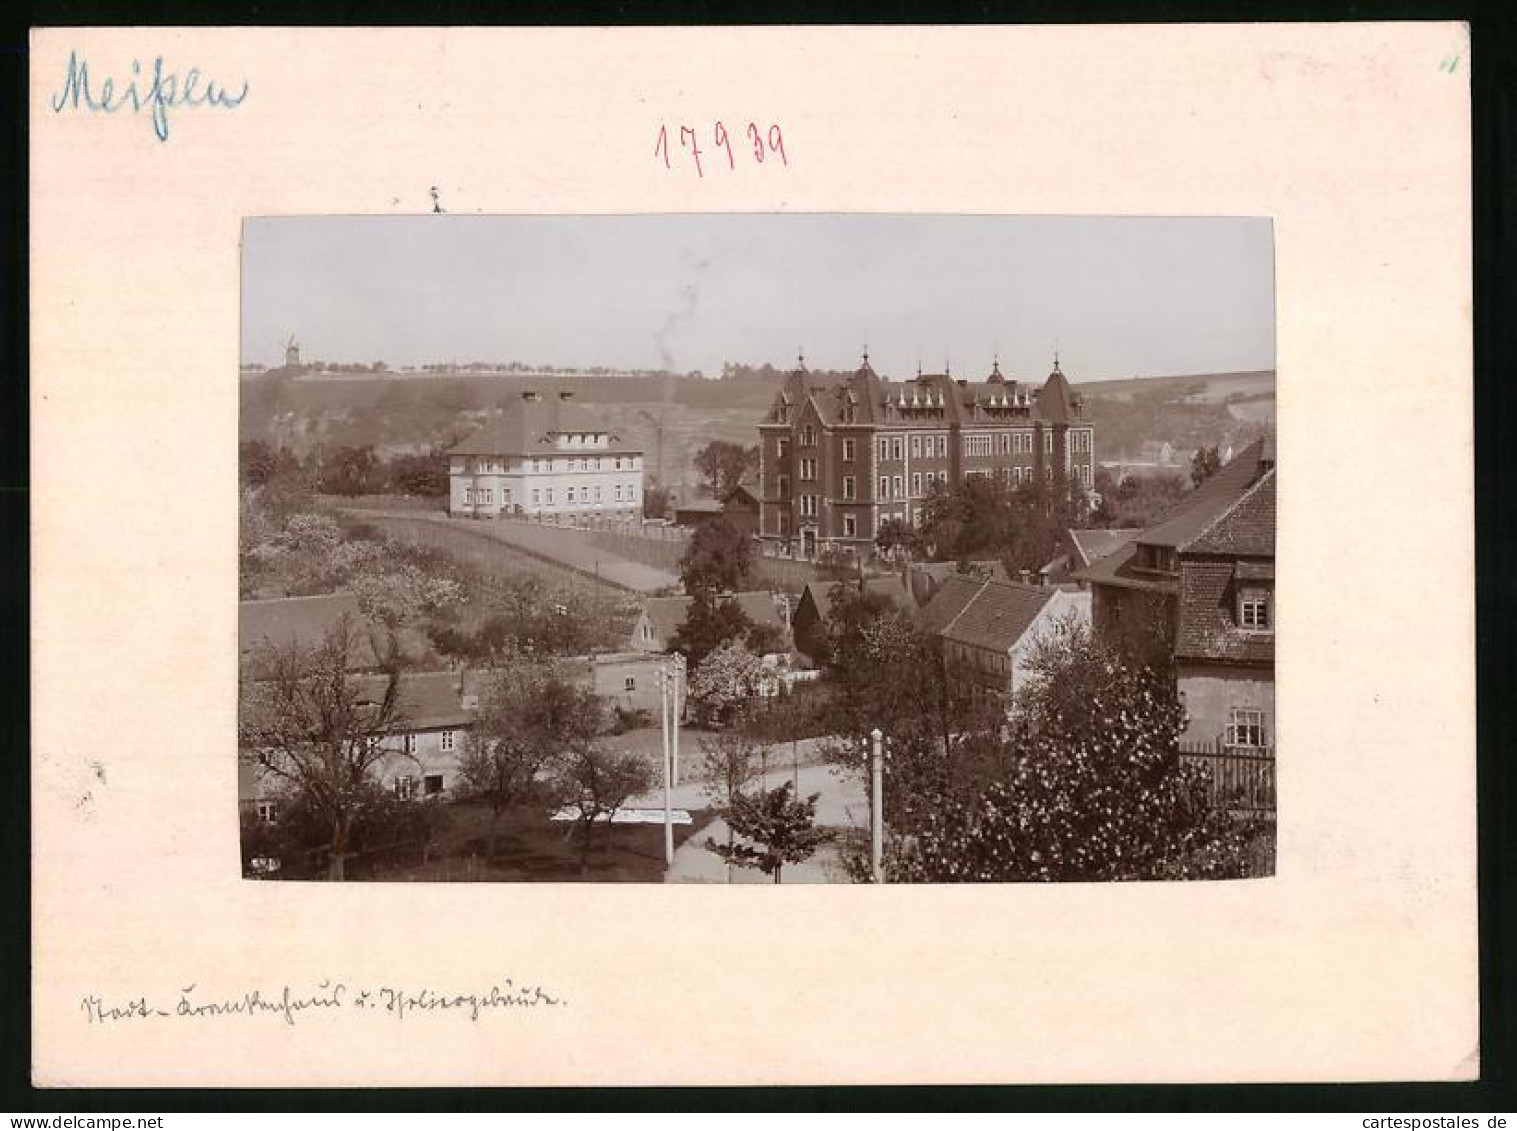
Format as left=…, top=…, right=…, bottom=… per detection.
left=448, top=396, right=640, bottom=457
left=1137, top=438, right=1272, bottom=550
left=762, top=360, right=1084, bottom=430
left=239, top=594, right=379, bottom=671
left=798, top=575, right=917, bottom=626
left=1186, top=468, right=1275, bottom=556
left=242, top=668, right=477, bottom=734
left=1071, top=542, right=1175, bottom=594
left=351, top=670, right=476, bottom=731
left=1067, top=528, right=1141, bottom=569
left=928, top=577, right=1064, bottom=653
left=641, top=591, right=787, bottom=643
left=917, top=574, right=988, bottom=637
left=1173, top=560, right=1275, bottom=666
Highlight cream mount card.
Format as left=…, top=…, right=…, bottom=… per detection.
left=31, top=24, right=1474, bottom=1086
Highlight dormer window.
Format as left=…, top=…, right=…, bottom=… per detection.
left=1238, top=587, right=1272, bottom=630
left=1134, top=543, right=1177, bottom=573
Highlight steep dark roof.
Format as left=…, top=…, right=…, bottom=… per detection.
left=926, top=576, right=1065, bottom=653
left=239, top=595, right=379, bottom=672
left=762, top=358, right=1081, bottom=430
left=1034, top=364, right=1076, bottom=423
left=448, top=396, right=640, bottom=457
left=1172, top=469, right=1275, bottom=666
left=1138, top=438, right=1272, bottom=550
left=917, top=574, right=988, bottom=637
left=1074, top=543, right=1175, bottom=593
left=1173, top=561, right=1275, bottom=666
left=1187, top=468, right=1275, bottom=556
left=1074, top=441, right=1275, bottom=594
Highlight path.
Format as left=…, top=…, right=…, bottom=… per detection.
left=339, top=507, right=679, bottom=593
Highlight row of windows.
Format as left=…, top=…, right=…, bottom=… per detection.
left=878, top=471, right=949, bottom=500
left=778, top=428, right=1093, bottom=463
left=362, top=730, right=458, bottom=755
left=776, top=460, right=1089, bottom=501
left=528, top=456, right=637, bottom=473
left=466, top=484, right=638, bottom=505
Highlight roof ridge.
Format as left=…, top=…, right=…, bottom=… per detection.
left=1180, top=465, right=1276, bottom=553
left=1003, top=587, right=1062, bottom=656
left=940, top=575, right=994, bottom=638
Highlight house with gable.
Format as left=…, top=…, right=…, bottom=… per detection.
left=790, top=570, right=934, bottom=665
left=1077, top=436, right=1276, bottom=756
left=629, top=591, right=791, bottom=654
left=1040, top=527, right=1142, bottom=587
left=919, top=574, right=1091, bottom=706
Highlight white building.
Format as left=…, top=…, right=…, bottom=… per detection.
left=447, top=391, right=644, bottom=518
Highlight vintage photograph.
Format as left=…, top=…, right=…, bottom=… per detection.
left=238, top=214, right=1277, bottom=884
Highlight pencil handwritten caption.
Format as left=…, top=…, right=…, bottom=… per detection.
left=655, top=121, right=788, bottom=177
left=49, top=50, right=248, bottom=143
left=80, top=979, right=566, bottom=1027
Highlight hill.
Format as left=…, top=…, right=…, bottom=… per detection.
left=239, top=364, right=1273, bottom=486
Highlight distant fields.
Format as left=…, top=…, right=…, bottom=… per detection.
left=244, top=366, right=1275, bottom=478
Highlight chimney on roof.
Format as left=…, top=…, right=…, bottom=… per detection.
left=956, top=379, right=968, bottom=389
left=559, top=390, right=574, bottom=401
left=522, top=391, right=541, bottom=402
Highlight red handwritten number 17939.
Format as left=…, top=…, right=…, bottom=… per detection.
left=655, top=122, right=787, bottom=177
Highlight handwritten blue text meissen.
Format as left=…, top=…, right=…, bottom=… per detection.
left=50, top=50, right=248, bottom=143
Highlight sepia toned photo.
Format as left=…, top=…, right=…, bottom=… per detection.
left=237, top=213, right=1277, bottom=885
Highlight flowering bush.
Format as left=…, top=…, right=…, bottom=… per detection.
left=886, top=616, right=1256, bottom=882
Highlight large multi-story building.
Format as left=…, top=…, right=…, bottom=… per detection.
left=757, top=354, right=1095, bottom=557
left=447, top=391, right=644, bottom=518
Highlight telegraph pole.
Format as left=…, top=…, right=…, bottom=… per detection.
left=671, top=653, right=686, bottom=786
left=870, top=727, right=884, bottom=883
left=659, top=661, right=674, bottom=866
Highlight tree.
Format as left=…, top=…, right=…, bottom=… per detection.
left=888, top=616, right=1256, bottom=882
left=344, top=563, right=465, bottom=629
left=643, top=483, right=671, bottom=520
left=698, top=729, right=766, bottom=882
left=320, top=445, right=380, bottom=496
left=457, top=653, right=604, bottom=852
left=239, top=440, right=278, bottom=487
left=686, top=639, right=764, bottom=728
left=387, top=449, right=449, bottom=496
left=668, top=589, right=756, bottom=669
left=239, top=617, right=414, bottom=881
left=555, top=746, right=655, bottom=876
left=678, top=516, right=754, bottom=594
left=707, top=781, right=832, bottom=883
left=1191, top=445, right=1223, bottom=487
left=693, top=440, right=759, bottom=498
left=874, top=517, right=920, bottom=560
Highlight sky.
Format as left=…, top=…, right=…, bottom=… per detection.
left=241, top=214, right=1274, bottom=383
